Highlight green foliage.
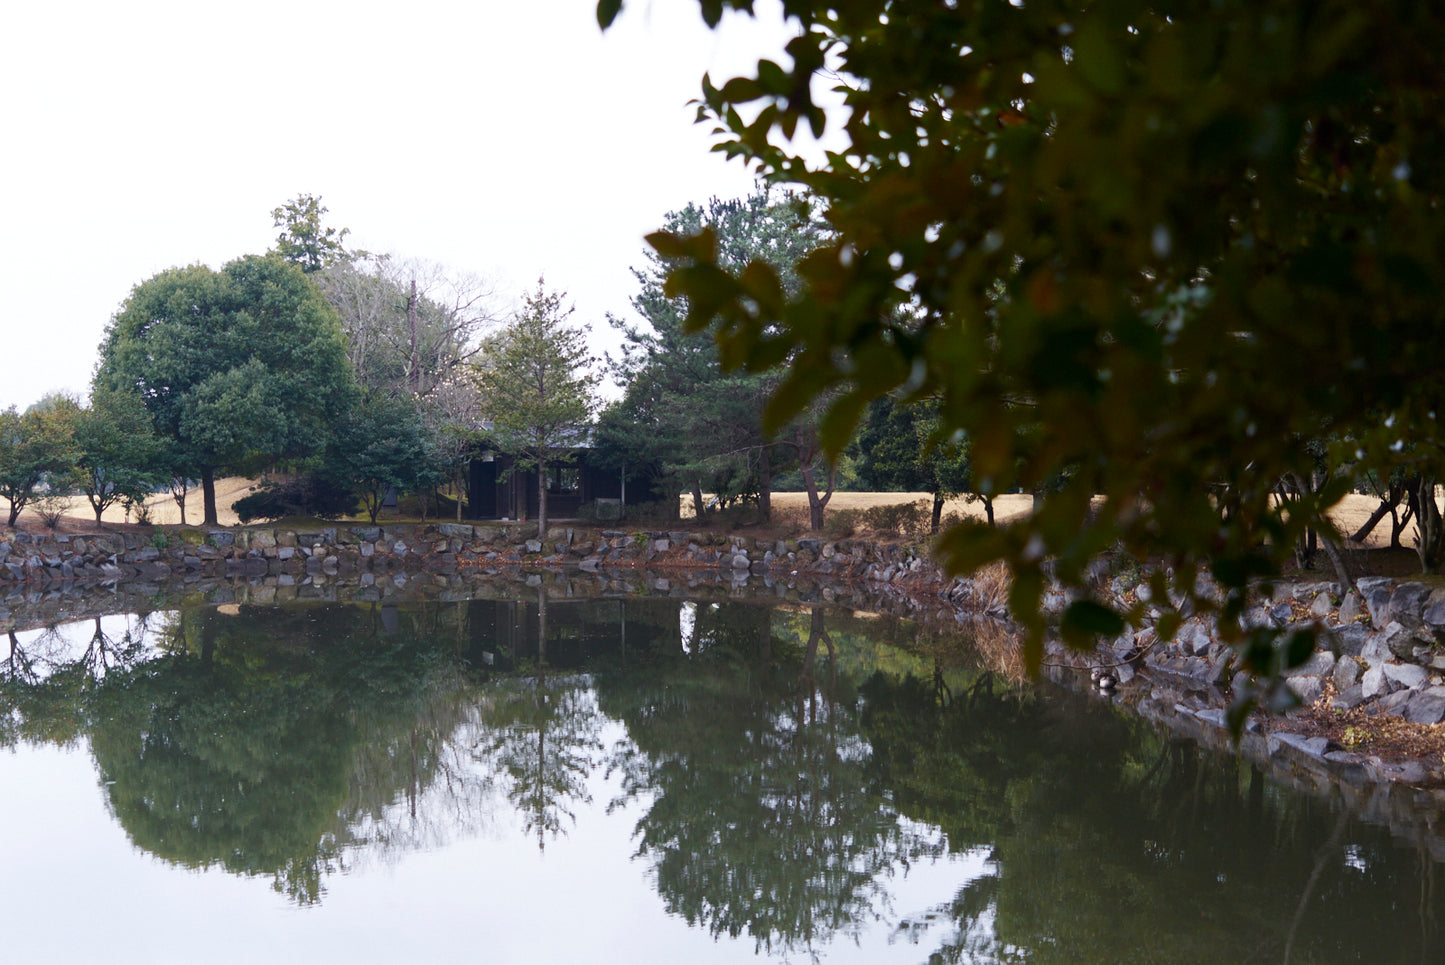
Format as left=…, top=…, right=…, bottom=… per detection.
left=473, top=279, right=599, bottom=536
left=232, top=472, right=357, bottom=524
left=603, top=0, right=1445, bottom=680
left=95, top=254, right=359, bottom=525
left=597, top=186, right=830, bottom=520
left=857, top=395, right=975, bottom=533
left=0, top=400, right=76, bottom=526
left=66, top=386, right=167, bottom=525
left=327, top=393, right=434, bottom=524
left=270, top=193, right=354, bottom=274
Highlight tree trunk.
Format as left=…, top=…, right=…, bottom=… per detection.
left=1391, top=500, right=1414, bottom=549
left=407, top=278, right=420, bottom=393
left=691, top=481, right=706, bottom=520
left=1351, top=497, right=1394, bottom=543
left=1407, top=476, right=1445, bottom=572
left=797, top=426, right=835, bottom=532
left=537, top=460, right=548, bottom=539
left=758, top=444, right=772, bottom=523
left=201, top=466, right=218, bottom=527
left=172, top=477, right=189, bottom=527
left=931, top=492, right=945, bottom=534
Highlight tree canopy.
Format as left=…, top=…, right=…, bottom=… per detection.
left=94, top=255, right=358, bottom=525
left=598, top=187, right=830, bottom=521
left=473, top=280, right=598, bottom=537
left=271, top=193, right=354, bottom=274
left=601, top=0, right=1445, bottom=692
left=0, top=399, right=75, bottom=526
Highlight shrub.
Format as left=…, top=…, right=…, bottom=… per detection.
left=860, top=499, right=931, bottom=539
left=234, top=473, right=357, bottom=524
left=823, top=507, right=860, bottom=539
left=620, top=499, right=675, bottom=526
left=35, top=493, right=67, bottom=530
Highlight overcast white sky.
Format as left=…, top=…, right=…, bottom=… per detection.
left=0, top=0, right=809, bottom=410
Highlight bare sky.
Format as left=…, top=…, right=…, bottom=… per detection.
left=0, top=0, right=806, bottom=410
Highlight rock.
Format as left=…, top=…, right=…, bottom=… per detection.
left=437, top=522, right=474, bottom=539
left=1332, top=657, right=1361, bottom=692
left=1364, top=586, right=1395, bottom=629
left=1422, top=588, right=1445, bottom=628
left=1404, top=691, right=1445, bottom=725
left=1285, top=675, right=1325, bottom=704
left=1389, top=582, right=1433, bottom=629
left=1381, top=622, right=1419, bottom=661
left=1383, top=662, right=1429, bottom=690
left=1270, top=733, right=1329, bottom=759
left=1288, top=650, right=1336, bottom=678
left=1328, top=623, right=1368, bottom=656
left=1308, top=591, right=1334, bottom=618
left=1177, top=620, right=1213, bottom=656
left=1377, top=689, right=1416, bottom=716
left=1361, top=666, right=1389, bottom=699
left=731, top=554, right=751, bottom=570
left=1330, top=684, right=1368, bottom=711
left=1354, top=575, right=1394, bottom=596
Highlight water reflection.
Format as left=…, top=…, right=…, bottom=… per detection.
left=1, top=593, right=1442, bottom=961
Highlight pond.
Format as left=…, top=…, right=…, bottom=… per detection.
left=2, top=587, right=1442, bottom=963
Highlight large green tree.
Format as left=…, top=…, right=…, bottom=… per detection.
left=94, top=255, right=358, bottom=526
left=601, top=1, right=1445, bottom=692
left=472, top=280, right=598, bottom=538
left=598, top=187, right=829, bottom=522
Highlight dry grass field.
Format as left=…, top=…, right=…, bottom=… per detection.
left=47, top=476, right=256, bottom=528
left=743, top=491, right=1406, bottom=548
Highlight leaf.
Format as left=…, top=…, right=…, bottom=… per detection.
left=1283, top=629, right=1317, bottom=669
left=596, top=0, right=623, bottom=29
left=1060, top=599, right=1125, bottom=649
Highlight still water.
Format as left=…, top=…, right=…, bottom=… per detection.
left=1, top=590, right=1442, bottom=964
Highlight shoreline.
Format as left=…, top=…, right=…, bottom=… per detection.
left=4, top=519, right=1445, bottom=857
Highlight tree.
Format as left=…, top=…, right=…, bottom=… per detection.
left=66, top=387, right=166, bottom=525
left=94, top=256, right=359, bottom=526
left=329, top=393, right=432, bottom=524
left=318, top=255, right=499, bottom=399
left=599, top=187, right=829, bottom=522
left=0, top=400, right=75, bottom=526
left=600, top=1, right=1445, bottom=693
left=858, top=395, right=981, bottom=533
left=318, top=256, right=497, bottom=518
left=472, top=280, right=598, bottom=538
left=271, top=193, right=354, bottom=274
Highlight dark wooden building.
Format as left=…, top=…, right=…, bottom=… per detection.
left=467, top=450, right=635, bottom=522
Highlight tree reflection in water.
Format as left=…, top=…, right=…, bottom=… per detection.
left=471, top=589, right=607, bottom=851
left=600, top=603, right=947, bottom=957
left=0, top=591, right=1442, bottom=962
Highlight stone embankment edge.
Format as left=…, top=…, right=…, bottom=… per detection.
left=3, top=521, right=1443, bottom=855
